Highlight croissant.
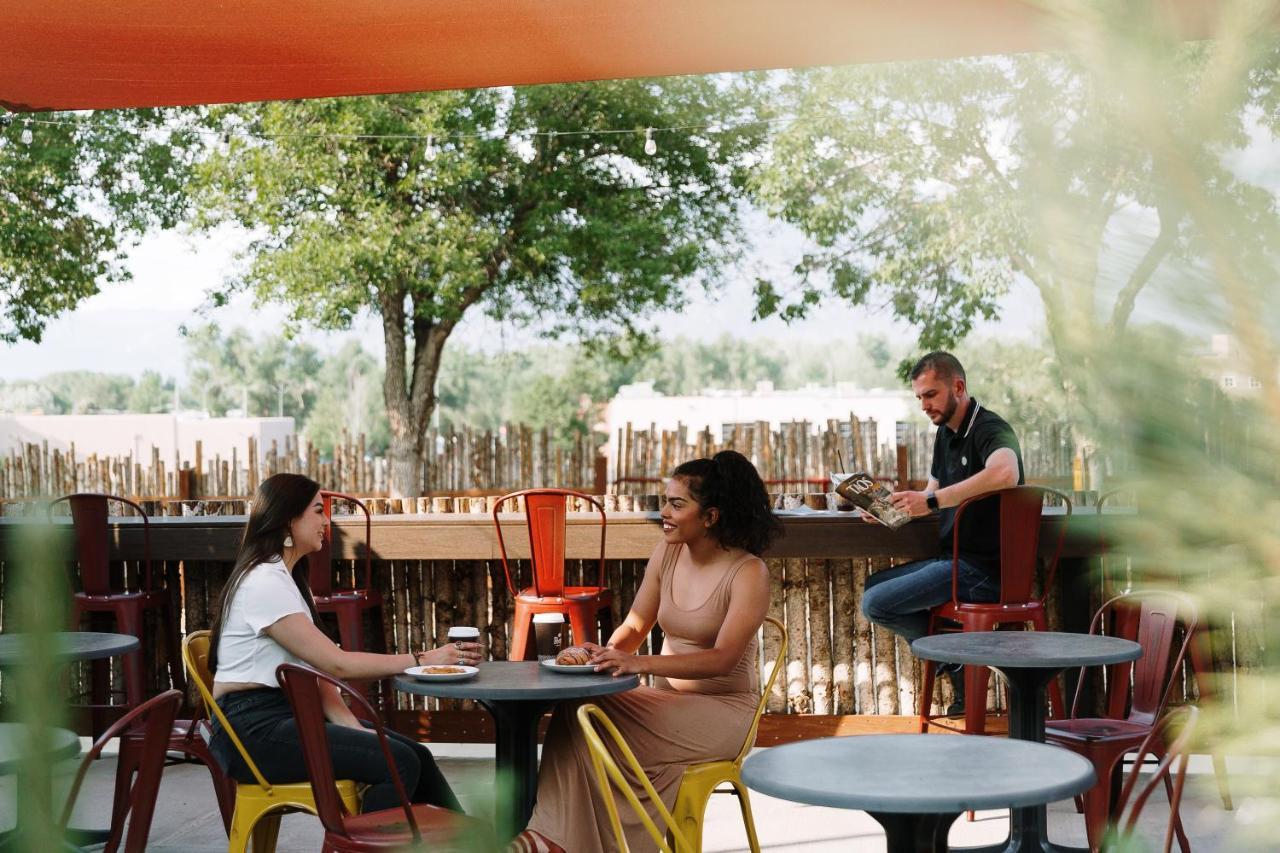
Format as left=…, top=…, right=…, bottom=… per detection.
left=556, top=646, right=592, bottom=666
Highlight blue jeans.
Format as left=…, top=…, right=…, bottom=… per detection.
left=860, top=557, right=999, bottom=644
left=209, top=687, right=461, bottom=814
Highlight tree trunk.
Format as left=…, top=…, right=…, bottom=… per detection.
left=386, top=429, right=426, bottom=498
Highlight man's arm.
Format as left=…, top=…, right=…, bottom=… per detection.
left=935, top=448, right=1019, bottom=508
left=891, top=451, right=1018, bottom=517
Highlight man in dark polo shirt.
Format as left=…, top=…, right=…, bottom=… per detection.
left=859, top=351, right=1024, bottom=714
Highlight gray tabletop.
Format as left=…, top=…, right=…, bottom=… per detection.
left=912, top=631, right=1141, bottom=669
left=0, top=632, right=140, bottom=667
left=0, top=723, right=81, bottom=775
left=742, top=735, right=1095, bottom=814
left=394, top=660, right=640, bottom=701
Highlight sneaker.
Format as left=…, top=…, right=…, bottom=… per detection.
left=939, top=662, right=965, bottom=718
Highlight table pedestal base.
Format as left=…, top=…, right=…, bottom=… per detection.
left=955, top=667, right=1087, bottom=853
left=479, top=697, right=554, bottom=840
left=869, top=811, right=960, bottom=853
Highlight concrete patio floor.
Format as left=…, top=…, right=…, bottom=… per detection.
left=1, top=741, right=1273, bottom=851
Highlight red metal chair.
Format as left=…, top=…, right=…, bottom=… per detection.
left=1107, top=706, right=1198, bottom=853
left=918, top=485, right=1071, bottom=736
left=310, top=491, right=384, bottom=654
left=60, top=689, right=183, bottom=853
left=275, top=663, right=495, bottom=852
left=1045, top=590, right=1197, bottom=853
left=1097, top=489, right=1231, bottom=811
left=108, top=671, right=237, bottom=851
left=49, top=493, right=186, bottom=730
left=492, top=488, right=614, bottom=660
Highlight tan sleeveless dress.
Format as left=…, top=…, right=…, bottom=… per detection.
left=526, top=543, right=760, bottom=852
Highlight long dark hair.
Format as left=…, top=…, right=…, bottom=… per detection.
left=671, top=450, right=783, bottom=555
left=208, top=473, right=321, bottom=674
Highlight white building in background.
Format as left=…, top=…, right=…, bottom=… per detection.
left=0, top=413, right=294, bottom=463
left=602, top=380, right=921, bottom=467
left=1202, top=334, right=1272, bottom=395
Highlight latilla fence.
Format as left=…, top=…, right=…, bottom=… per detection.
left=1, top=417, right=1084, bottom=509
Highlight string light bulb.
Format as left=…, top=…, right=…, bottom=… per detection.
left=424, top=135, right=437, bottom=162
left=643, top=127, right=656, bottom=156
left=20, top=122, right=32, bottom=145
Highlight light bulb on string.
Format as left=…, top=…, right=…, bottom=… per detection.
left=424, top=135, right=437, bottom=162
left=20, top=122, right=33, bottom=145
left=643, top=128, right=657, bottom=156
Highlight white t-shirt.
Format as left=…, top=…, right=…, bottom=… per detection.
left=213, top=559, right=311, bottom=687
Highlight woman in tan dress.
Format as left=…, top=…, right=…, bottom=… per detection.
left=514, top=450, right=783, bottom=853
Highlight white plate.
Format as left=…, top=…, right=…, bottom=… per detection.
left=540, top=659, right=599, bottom=674
left=404, top=664, right=478, bottom=682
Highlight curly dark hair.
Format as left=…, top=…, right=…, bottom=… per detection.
left=671, top=450, right=783, bottom=555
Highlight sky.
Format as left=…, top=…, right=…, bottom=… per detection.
left=1, top=212, right=1047, bottom=383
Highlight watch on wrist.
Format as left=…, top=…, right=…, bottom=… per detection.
left=925, top=491, right=939, bottom=512
left=412, top=649, right=427, bottom=666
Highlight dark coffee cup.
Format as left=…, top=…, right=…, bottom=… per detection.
left=532, top=613, right=566, bottom=660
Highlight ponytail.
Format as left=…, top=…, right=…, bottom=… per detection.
left=671, top=450, right=783, bottom=555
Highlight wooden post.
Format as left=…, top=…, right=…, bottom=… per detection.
left=783, top=558, right=811, bottom=714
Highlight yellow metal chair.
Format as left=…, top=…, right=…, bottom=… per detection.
left=577, top=703, right=695, bottom=853
left=670, top=616, right=787, bottom=852
left=182, top=630, right=361, bottom=853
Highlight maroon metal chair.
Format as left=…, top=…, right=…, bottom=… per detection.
left=1046, top=591, right=1197, bottom=853
left=310, top=491, right=384, bottom=653
left=60, top=689, right=183, bottom=853
left=493, top=488, right=614, bottom=660
left=1097, top=489, right=1231, bottom=811
left=1107, top=706, right=1198, bottom=853
left=49, top=493, right=186, bottom=728
left=274, top=663, right=495, bottom=852
left=109, top=671, right=237, bottom=850
left=918, top=485, right=1071, bottom=736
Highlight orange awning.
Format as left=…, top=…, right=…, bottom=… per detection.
left=1, top=1, right=1219, bottom=112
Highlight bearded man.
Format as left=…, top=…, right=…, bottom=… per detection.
left=859, top=351, right=1024, bottom=716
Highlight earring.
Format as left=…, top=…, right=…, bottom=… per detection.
left=283, top=534, right=294, bottom=548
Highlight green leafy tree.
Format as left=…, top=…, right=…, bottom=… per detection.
left=305, top=341, right=391, bottom=455
left=183, top=323, right=322, bottom=421
left=187, top=79, right=769, bottom=495
left=0, top=111, right=194, bottom=343
left=752, top=40, right=1277, bottom=372
left=41, top=371, right=134, bottom=413
left=126, top=370, right=174, bottom=413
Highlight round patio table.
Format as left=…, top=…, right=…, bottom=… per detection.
left=0, top=632, right=140, bottom=667
left=0, top=723, right=83, bottom=852
left=912, top=631, right=1141, bottom=853
left=394, top=660, right=639, bottom=838
left=741, top=735, right=1094, bottom=853
left=0, top=631, right=140, bottom=848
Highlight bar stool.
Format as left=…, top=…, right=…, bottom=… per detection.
left=50, top=493, right=185, bottom=733
left=918, top=485, right=1070, bottom=736
left=492, top=488, right=614, bottom=660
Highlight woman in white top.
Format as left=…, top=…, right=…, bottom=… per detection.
left=208, top=473, right=482, bottom=813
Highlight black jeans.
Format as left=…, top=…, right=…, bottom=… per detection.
left=209, top=687, right=461, bottom=814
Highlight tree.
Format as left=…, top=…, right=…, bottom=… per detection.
left=751, top=42, right=1277, bottom=374
left=304, top=341, right=390, bottom=455
left=188, top=79, right=769, bottom=495
left=41, top=371, right=134, bottom=413
left=126, top=370, right=173, bottom=414
left=182, top=323, right=322, bottom=420
left=0, top=110, right=193, bottom=343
